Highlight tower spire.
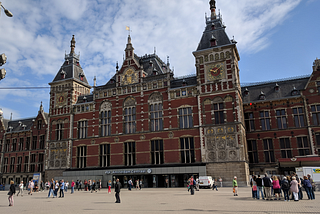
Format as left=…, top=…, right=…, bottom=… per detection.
left=70, top=35, right=76, bottom=54
left=209, top=0, right=216, bottom=19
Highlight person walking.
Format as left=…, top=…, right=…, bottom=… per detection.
left=190, top=176, right=195, bottom=195
left=84, top=180, right=88, bottom=191
left=233, top=176, right=238, bottom=196
left=212, top=179, right=218, bottom=191
left=139, top=179, right=142, bottom=190
left=263, top=173, right=272, bottom=200
left=48, top=179, right=54, bottom=198
left=128, top=179, right=132, bottom=191
left=251, top=176, right=257, bottom=199
left=219, top=177, right=223, bottom=187
left=272, top=176, right=281, bottom=200
left=115, top=178, right=121, bottom=203
left=96, top=180, right=101, bottom=191
left=65, top=181, right=69, bottom=193
left=71, top=180, right=75, bottom=194
left=54, top=180, right=59, bottom=197
left=108, top=180, right=112, bottom=194
left=281, top=177, right=290, bottom=201
left=307, top=174, right=315, bottom=200
left=290, top=177, right=299, bottom=201
left=17, top=181, right=24, bottom=197
left=78, top=180, right=82, bottom=191
left=8, top=180, right=16, bottom=206
left=196, top=177, right=199, bottom=191
left=91, top=180, right=96, bottom=193
left=59, top=180, right=65, bottom=198
left=136, top=179, right=139, bottom=190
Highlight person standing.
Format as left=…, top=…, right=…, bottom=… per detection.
left=65, top=181, right=69, bottom=193
left=212, top=179, right=218, bottom=191
left=139, top=179, right=142, bottom=190
left=262, top=173, right=272, bottom=200
left=136, top=179, right=139, bottom=190
left=79, top=180, right=82, bottom=191
left=48, top=179, right=54, bottom=198
left=71, top=180, right=75, bottom=194
left=190, top=176, right=195, bottom=195
left=255, top=175, right=264, bottom=200
left=281, top=177, right=290, bottom=201
left=8, top=180, right=16, bottom=206
left=196, top=177, right=199, bottom=191
left=54, top=180, right=59, bottom=197
left=128, top=179, right=132, bottom=191
left=115, top=179, right=121, bottom=203
left=303, top=176, right=313, bottom=200
left=108, top=180, right=112, bottom=194
left=272, top=176, right=281, bottom=200
left=84, top=179, right=88, bottom=191
left=91, top=180, right=96, bottom=193
left=290, top=176, right=299, bottom=201
left=219, top=177, right=222, bottom=187
left=252, top=176, right=257, bottom=199
left=17, top=181, right=24, bottom=197
left=233, top=176, right=238, bottom=196
left=59, top=180, right=65, bottom=198
left=307, top=174, right=315, bottom=200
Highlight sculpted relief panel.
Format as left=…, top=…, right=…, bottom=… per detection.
left=48, top=141, right=69, bottom=169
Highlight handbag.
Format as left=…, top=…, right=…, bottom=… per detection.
left=233, top=187, right=235, bottom=193
left=252, top=186, right=257, bottom=191
left=7, top=191, right=12, bottom=196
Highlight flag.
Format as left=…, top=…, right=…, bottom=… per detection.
left=126, top=26, right=130, bottom=31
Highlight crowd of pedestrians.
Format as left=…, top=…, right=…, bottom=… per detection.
left=250, top=173, right=316, bottom=201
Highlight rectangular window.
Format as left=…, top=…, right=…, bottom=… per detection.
left=292, top=107, right=305, bottom=127
left=37, top=120, right=42, bottom=130
left=10, top=157, right=15, bottom=173
left=99, top=144, right=110, bottom=167
left=317, top=81, right=320, bottom=94
left=150, top=103, right=163, bottom=131
left=38, top=154, right=44, bottom=172
left=11, top=139, right=17, bottom=151
left=78, top=121, right=88, bottom=139
left=276, top=109, right=287, bottom=129
left=3, top=158, right=8, bottom=173
left=316, top=133, right=320, bottom=146
left=297, top=136, right=311, bottom=156
left=25, top=137, right=30, bottom=150
left=247, top=140, right=258, bottom=163
left=124, top=107, right=136, bottom=134
left=18, top=138, right=24, bottom=151
left=263, top=139, right=275, bottom=163
left=32, top=136, right=37, bottom=150
left=39, top=135, right=45, bottom=149
left=24, top=156, right=29, bottom=172
left=30, top=154, right=36, bottom=172
left=179, top=107, right=193, bottom=128
left=77, top=146, right=87, bottom=168
left=244, top=112, right=255, bottom=132
left=151, top=140, right=164, bottom=164
left=260, top=111, right=271, bottom=130
left=124, top=142, right=136, bottom=166
left=5, top=140, right=10, bottom=152
left=180, top=137, right=195, bottom=163
left=56, top=123, right=63, bottom=140
left=279, top=138, right=292, bottom=158
left=101, top=110, right=111, bottom=136
left=17, top=157, right=22, bottom=173
left=214, top=103, right=224, bottom=124
left=311, top=105, right=320, bottom=126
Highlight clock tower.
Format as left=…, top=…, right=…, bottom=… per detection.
left=46, top=35, right=91, bottom=179
left=193, top=0, right=249, bottom=186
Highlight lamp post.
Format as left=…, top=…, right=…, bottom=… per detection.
left=0, top=2, right=13, bottom=80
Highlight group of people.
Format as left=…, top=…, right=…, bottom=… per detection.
left=47, top=179, right=71, bottom=198
left=250, top=173, right=316, bottom=201
left=127, top=178, right=142, bottom=190
left=72, top=179, right=102, bottom=192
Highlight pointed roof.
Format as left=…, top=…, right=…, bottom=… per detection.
left=49, top=35, right=91, bottom=87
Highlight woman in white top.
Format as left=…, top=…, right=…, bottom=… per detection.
left=17, top=181, right=24, bottom=196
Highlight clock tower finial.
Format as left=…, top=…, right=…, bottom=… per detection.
left=209, top=0, right=217, bottom=19
left=70, top=35, right=76, bottom=54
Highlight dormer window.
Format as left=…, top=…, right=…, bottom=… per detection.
left=22, top=124, right=27, bottom=130
left=153, top=69, right=158, bottom=76
left=149, top=60, right=153, bottom=68
left=8, top=126, right=13, bottom=132
left=210, top=35, right=216, bottom=47
left=259, top=91, right=266, bottom=100
left=110, top=79, right=115, bottom=84
left=61, top=70, right=66, bottom=79
left=291, top=87, right=299, bottom=96
left=274, top=83, right=280, bottom=92
left=182, top=79, right=187, bottom=87
left=211, top=23, right=215, bottom=30
left=79, top=73, right=84, bottom=81
left=244, top=88, right=249, bottom=96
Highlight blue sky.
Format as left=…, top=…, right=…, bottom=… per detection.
left=0, top=0, right=319, bottom=120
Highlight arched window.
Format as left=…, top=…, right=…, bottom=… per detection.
left=149, top=93, right=163, bottom=131
left=212, top=97, right=224, bottom=124
left=100, top=101, right=112, bottom=136
left=178, top=106, right=193, bottom=128
left=123, top=97, right=136, bottom=134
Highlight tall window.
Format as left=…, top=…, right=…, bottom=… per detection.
left=101, top=110, right=111, bottom=136
left=18, top=138, right=24, bottom=151
left=280, top=138, right=292, bottom=158
left=56, top=123, right=63, bottom=140
left=12, top=139, right=17, bottom=151
left=38, top=154, right=44, bottom=172
left=77, top=146, right=87, bottom=168
left=276, top=109, right=287, bottom=129
left=39, top=135, right=45, bottom=149
left=30, top=154, right=36, bottom=172
left=78, top=121, right=88, bottom=139
left=24, top=156, right=29, bottom=172
left=100, top=144, right=110, bottom=167
left=150, top=103, right=163, bottom=131
left=311, top=105, right=320, bottom=126
left=5, top=140, right=10, bottom=152
left=124, top=142, right=135, bottom=166
left=293, top=107, right=305, bottom=127
left=263, top=139, right=275, bottom=163
left=0, top=140, right=2, bottom=153
left=25, top=137, right=30, bottom=150
left=151, top=140, right=164, bottom=164
left=214, top=103, right=224, bottom=124
left=316, top=133, right=320, bottom=147
left=3, top=158, right=8, bottom=173
left=247, top=140, right=258, bottom=163
left=180, top=137, right=195, bottom=163
left=260, top=111, right=271, bottom=130
left=37, top=120, right=42, bottom=130
left=124, top=107, right=136, bottom=134
left=317, top=81, right=320, bottom=93
left=179, top=107, right=193, bottom=128
left=10, top=157, right=15, bottom=173
left=244, top=112, right=255, bottom=132
left=32, top=136, right=37, bottom=150
left=17, top=157, right=22, bottom=173
left=297, top=136, right=310, bottom=156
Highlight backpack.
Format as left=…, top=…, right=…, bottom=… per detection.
left=281, top=180, right=289, bottom=189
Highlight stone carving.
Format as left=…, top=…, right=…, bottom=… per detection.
left=206, top=137, right=215, bottom=150
left=50, top=143, right=55, bottom=148
left=229, top=150, right=237, bottom=160
left=55, top=160, right=60, bottom=167
left=168, top=132, right=174, bottom=139
left=227, top=126, right=235, bottom=133
left=140, top=135, right=145, bottom=140
left=114, top=137, right=119, bottom=142
left=100, top=101, right=112, bottom=111
left=148, top=92, right=162, bottom=103
left=206, top=128, right=214, bottom=135
left=208, top=151, right=216, bottom=161
left=224, top=96, right=233, bottom=102
left=62, top=142, right=67, bottom=147
left=124, top=97, right=136, bottom=107
left=61, top=160, right=66, bottom=167
left=204, top=99, right=211, bottom=105
left=56, top=143, right=60, bottom=148
left=217, top=141, right=225, bottom=149
left=49, top=161, right=54, bottom=167
left=91, top=140, right=95, bottom=145
left=218, top=150, right=226, bottom=160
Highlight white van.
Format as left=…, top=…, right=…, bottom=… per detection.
left=199, top=176, right=213, bottom=188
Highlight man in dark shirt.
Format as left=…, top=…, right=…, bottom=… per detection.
left=263, top=173, right=272, bottom=200
left=115, top=179, right=122, bottom=203
left=255, top=175, right=264, bottom=200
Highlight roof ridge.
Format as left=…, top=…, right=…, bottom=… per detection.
left=241, top=74, right=310, bottom=87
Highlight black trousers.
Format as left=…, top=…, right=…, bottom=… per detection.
left=115, top=192, right=120, bottom=203
left=190, top=185, right=194, bottom=195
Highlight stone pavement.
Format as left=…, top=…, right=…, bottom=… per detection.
left=0, top=187, right=319, bottom=214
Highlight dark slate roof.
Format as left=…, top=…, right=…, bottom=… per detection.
left=241, top=76, right=310, bottom=103
left=76, top=94, right=94, bottom=104
left=50, top=52, right=90, bottom=87
left=170, top=75, right=197, bottom=89
left=6, top=117, right=36, bottom=132
left=196, top=15, right=233, bottom=51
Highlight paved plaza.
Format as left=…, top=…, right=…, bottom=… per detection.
left=0, top=187, right=319, bottom=213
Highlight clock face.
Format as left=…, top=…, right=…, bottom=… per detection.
left=121, top=68, right=138, bottom=86
left=206, top=62, right=225, bottom=81
left=56, top=93, right=67, bottom=106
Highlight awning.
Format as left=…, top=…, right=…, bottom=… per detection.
left=278, top=156, right=320, bottom=168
